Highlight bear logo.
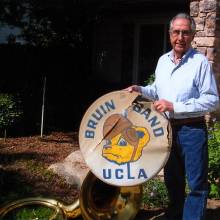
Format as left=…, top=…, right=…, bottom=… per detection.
left=102, top=114, right=150, bottom=165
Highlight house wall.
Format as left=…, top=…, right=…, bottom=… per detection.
left=190, top=0, right=220, bottom=118
left=190, top=0, right=220, bottom=90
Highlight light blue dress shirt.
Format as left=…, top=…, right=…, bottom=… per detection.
left=140, top=48, right=219, bottom=119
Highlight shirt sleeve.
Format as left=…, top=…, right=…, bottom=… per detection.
left=173, top=60, right=219, bottom=114
left=140, top=82, right=159, bottom=101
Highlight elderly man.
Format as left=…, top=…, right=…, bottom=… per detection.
left=126, top=13, right=219, bottom=220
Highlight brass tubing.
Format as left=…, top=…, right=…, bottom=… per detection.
left=0, top=197, right=80, bottom=220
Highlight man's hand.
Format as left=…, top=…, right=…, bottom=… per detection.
left=124, top=85, right=141, bottom=93
left=154, top=99, right=174, bottom=112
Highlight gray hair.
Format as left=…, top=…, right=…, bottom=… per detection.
left=169, top=13, right=196, bottom=33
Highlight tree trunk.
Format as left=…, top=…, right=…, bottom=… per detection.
left=4, top=129, right=7, bottom=142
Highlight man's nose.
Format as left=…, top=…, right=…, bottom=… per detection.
left=177, top=31, right=184, bottom=39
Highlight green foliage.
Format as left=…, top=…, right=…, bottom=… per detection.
left=209, top=183, right=220, bottom=198
left=208, top=121, right=220, bottom=198
left=143, top=73, right=155, bottom=86
left=0, top=0, right=94, bottom=47
left=0, top=93, right=22, bottom=137
left=26, top=160, right=63, bottom=183
left=142, top=178, right=168, bottom=209
left=4, top=205, right=62, bottom=220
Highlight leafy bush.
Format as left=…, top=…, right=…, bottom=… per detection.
left=144, top=73, right=155, bottom=86
left=142, top=72, right=156, bottom=102
left=142, top=177, right=168, bottom=209
left=0, top=93, right=22, bottom=139
left=4, top=205, right=63, bottom=220
left=208, top=120, right=220, bottom=198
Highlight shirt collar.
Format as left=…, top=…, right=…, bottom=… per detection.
left=168, top=48, right=193, bottom=64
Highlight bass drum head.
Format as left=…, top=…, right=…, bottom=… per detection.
left=79, top=90, right=172, bottom=186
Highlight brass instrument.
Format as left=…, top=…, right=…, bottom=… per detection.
left=80, top=171, right=142, bottom=220
left=0, top=171, right=142, bottom=220
left=0, top=197, right=80, bottom=220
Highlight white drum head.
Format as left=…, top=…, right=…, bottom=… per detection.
left=79, top=90, right=171, bottom=186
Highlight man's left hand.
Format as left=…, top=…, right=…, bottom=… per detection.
left=153, top=99, right=174, bottom=113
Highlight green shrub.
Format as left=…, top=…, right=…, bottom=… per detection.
left=142, top=177, right=168, bottom=209
left=144, top=73, right=155, bottom=85
left=4, top=205, right=63, bottom=220
left=208, top=120, right=220, bottom=198
left=0, top=93, right=22, bottom=139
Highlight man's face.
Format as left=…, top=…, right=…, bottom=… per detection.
left=170, top=18, right=194, bottom=56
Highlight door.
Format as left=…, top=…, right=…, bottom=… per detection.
left=132, top=23, right=171, bottom=85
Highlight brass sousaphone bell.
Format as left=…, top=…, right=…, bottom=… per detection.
left=0, top=91, right=171, bottom=220
left=80, top=171, right=142, bottom=220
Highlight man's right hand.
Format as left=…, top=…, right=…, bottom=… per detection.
left=124, top=85, right=141, bottom=93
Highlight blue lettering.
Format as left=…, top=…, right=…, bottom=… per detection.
left=102, top=165, right=148, bottom=180
left=115, top=169, right=123, bottom=179
left=133, top=105, right=151, bottom=119
left=153, top=127, right=164, bottom=137
left=127, top=163, right=135, bottom=179
left=100, top=104, right=107, bottom=114
left=85, top=130, right=94, bottom=138
left=148, top=116, right=160, bottom=127
left=92, top=109, right=104, bottom=120
left=132, top=104, right=141, bottom=113
left=141, top=108, right=151, bottom=120
left=138, top=169, right=148, bottom=179
left=103, top=169, right=111, bottom=179
left=87, top=119, right=97, bottom=129
left=105, top=100, right=116, bottom=111
left=85, top=100, right=116, bottom=138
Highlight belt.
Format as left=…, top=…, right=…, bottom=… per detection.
left=170, top=116, right=205, bottom=126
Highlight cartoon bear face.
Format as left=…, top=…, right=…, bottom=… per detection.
left=102, top=114, right=150, bottom=165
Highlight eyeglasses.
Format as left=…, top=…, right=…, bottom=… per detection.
left=170, top=29, right=192, bottom=37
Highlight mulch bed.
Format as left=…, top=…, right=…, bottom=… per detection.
left=1, top=131, right=220, bottom=220
left=0, top=132, right=80, bottom=206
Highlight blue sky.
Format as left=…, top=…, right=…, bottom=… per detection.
left=0, top=24, right=25, bottom=44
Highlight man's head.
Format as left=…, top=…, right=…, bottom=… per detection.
left=169, top=13, right=196, bottom=57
